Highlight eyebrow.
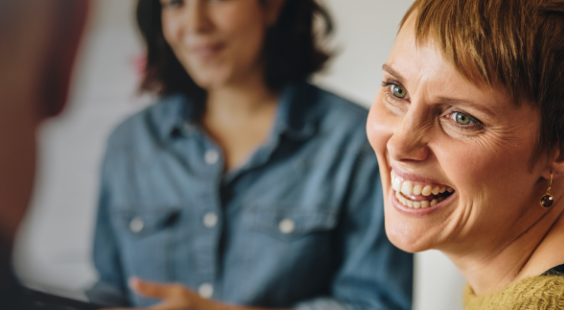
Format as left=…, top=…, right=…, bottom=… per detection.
left=435, top=96, right=498, bottom=117
left=382, top=64, right=497, bottom=117
left=382, top=64, right=407, bottom=86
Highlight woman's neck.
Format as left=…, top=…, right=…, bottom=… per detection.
left=205, top=74, right=278, bottom=123
left=444, top=188, right=564, bottom=296
left=202, top=74, right=279, bottom=171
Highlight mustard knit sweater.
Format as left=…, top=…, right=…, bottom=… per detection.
left=463, top=276, right=564, bottom=309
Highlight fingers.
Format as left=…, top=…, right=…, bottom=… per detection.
left=129, top=277, right=188, bottom=300
left=130, top=277, right=169, bottom=299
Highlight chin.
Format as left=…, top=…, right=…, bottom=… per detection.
left=191, top=75, right=229, bottom=90
left=187, top=65, right=232, bottom=90
left=384, top=204, right=437, bottom=253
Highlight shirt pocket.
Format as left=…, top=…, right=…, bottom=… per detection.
left=111, top=207, right=181, bottom=239
left=110, top=207, right=180, bottom=283
left=242, top=204, right=339, bottom=241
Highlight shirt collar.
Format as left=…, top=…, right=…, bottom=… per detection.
left=270, top=81, right=318, bottom=141
left=156, top=93, right=196, bottom=140
left=158, top=81, right=319, bottom=141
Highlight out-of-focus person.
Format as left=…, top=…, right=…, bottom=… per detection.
left=0, top=0, right=89, bottom=309
left=86, top=0, right=413, bottom=309
left=367, top=0, right=564, bottom=309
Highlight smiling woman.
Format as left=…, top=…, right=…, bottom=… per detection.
left=85, top=0, right=414, bottom=309
left=367, top=0, right=564, bottom=308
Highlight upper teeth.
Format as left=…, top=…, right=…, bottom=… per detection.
left=391, top=171, right=453, bottom=197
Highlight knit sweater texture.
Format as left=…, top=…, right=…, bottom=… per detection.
left=463, top=276, right=564, bottom=309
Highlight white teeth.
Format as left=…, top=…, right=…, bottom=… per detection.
left=396, top=190, right=407, bottom=205
left=392, top=171, right=455, bottom=209
left=396, top=191, right=437, bottom=209
left=392, top=177, right=402, bottom=192
left=401, top=181, right=413, bottom=195
left=422, top=185, right=433, bottom=196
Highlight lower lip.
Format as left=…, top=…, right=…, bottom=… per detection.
left=389, top=188, right=455, bottom=217
left=193, top=45, right=225, bottom=61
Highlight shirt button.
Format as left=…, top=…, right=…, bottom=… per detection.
left=279, top=219, right=295, bottom=234
left=204, top=150, right=219, bottom=165
left=198, top=283, right=214, bottom=299
left=129, top=217, right=144, bottom=233
left=203, top=212, right=218, bottom=228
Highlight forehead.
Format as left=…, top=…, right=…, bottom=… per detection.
left=386, top=16, right=510, bottom=108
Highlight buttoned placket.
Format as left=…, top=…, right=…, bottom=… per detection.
left=174, top=90, right=306, bottom=300
left=195, top=133, right=224, bottom=300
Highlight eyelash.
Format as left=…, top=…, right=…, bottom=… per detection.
left=445, top=111, right=484, bottom=131
left=380, top=80, right=484, bottom=131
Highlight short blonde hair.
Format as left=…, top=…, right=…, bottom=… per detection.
left=400, top=0, right=564, bottom=155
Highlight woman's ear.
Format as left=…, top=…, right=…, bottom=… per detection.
left=548, top=144, right=564, bottom=179
left=264, top=0, right=286, bottom=27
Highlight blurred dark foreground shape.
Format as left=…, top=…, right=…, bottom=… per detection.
left=0, top=0, right=91, bottom=309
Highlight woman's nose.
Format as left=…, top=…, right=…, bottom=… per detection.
left=387, top=109, right=431, bottom=163
left=185, top=0, right=213, bottom=34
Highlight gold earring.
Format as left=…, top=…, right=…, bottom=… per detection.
left=540, top=173, right=554, bottom=208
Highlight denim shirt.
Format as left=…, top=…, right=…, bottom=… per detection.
left=87, top=82, right=413, bottom=310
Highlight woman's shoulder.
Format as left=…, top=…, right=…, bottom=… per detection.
left=106, top=94, right=186, bottom=150
left=305, top=83, right=369, bottom=119
left=297, top=83, right=369, bottom=137
left=463, top=275, right=564, bottom=310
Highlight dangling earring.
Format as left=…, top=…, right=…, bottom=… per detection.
left=540, top=172, right=554, bottom=208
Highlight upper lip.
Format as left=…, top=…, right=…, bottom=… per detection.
left=391, top=164, right=451, bottom=187
left=189, top=42, right=224, bottom=53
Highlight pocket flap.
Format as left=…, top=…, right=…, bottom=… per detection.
left=112, top=207, right=180, bottom=238
left=243, top=205, right=338, bottom=240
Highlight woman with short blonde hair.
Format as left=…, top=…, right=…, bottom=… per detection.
left=367, top=0, right=564, bottom=308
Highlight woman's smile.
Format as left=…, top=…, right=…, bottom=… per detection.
left=367, top=14, right=543, bottom=254
left=390, top=169, right=455, bottom=213
left=187, top=41, right=226, bottom=62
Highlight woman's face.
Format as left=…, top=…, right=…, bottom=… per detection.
left=160, top=0, right=278, bottom=89
left=367, top=17, right=548, bottom=254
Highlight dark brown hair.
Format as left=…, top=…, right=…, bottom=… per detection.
left=136, top=0, right=333, bottom=105
left=400, top=0, right=564, bottom=155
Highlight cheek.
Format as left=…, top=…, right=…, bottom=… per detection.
left=161, top=13, right=181, bottom=47
left=217, top=9, right=266, bottom=61
left=433, top=130, right=539, bottom=228
left=367, top=92, right=396, bottom=158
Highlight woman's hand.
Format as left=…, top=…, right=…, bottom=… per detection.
left=105, top=277, right=293, bottom=310
left=106, top=277, right=221, bottom=310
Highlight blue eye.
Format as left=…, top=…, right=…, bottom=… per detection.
left=452, top=112, right=473, bottom=125
left=391, top=84, right=407, bottom=99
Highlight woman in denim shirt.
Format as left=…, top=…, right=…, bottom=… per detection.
left=87, top=0, right=413, bottom=309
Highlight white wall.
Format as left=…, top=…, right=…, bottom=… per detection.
left=14, top=0, right=465, bottom=309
